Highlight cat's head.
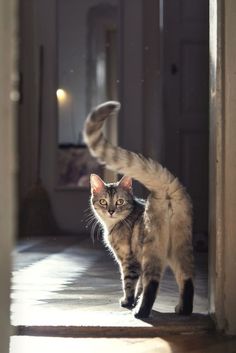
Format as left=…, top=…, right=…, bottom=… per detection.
left=90, top=174, right=134, bottom=225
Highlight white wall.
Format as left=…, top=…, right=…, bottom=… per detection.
left=0, top=0, right=17, bottom=351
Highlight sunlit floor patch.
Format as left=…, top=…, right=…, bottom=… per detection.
left=10, top=334, right=236, bottom=353
left=10, top=336, right=172, bottom=353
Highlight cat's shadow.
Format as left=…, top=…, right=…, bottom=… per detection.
left=135, top=310, right=210, bottom=327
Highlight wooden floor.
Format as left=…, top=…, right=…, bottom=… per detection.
left=10, top=236, right=236, bottom=352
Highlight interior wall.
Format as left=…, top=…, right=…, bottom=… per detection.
left=119, top=0, right=143, bottom=153
left=119, top=0, right=163, bottom=196
left=0, top=0, right=17, bottom=351
left=142, top=0, right=164, bottom=163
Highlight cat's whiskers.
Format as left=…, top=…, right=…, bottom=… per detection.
left=91, top=219, right=102, bottom=243
left=84, top=208, right=102, bottom=237
left=82, top=210, right=101, bottom=243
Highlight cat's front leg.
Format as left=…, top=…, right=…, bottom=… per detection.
left=134, top=258, right=162, bottom=318
left=133, top=277, right=143, bottom=307
left=120, top=261, right=140, bottom=308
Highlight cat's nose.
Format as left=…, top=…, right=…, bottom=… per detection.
left=108, top=210, right=115, bottom=216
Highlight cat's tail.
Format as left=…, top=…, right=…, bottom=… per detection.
left=83, top=101, right=182, bottom=195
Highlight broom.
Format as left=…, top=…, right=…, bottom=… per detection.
left=20, top=45, right=59, bottom=237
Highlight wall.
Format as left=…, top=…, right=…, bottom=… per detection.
left=119, top=0, right=143, bottom=153
left=119, top=0, right=163, bottom=197
left=0, top=0, right=17, bottom=351
left=142, top=0, right=164, bottom=163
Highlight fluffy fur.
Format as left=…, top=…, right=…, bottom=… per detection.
left=83, top=101, right=194, bottom=318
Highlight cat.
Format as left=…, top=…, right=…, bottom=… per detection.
left=83, top=101, right=194, bottom=319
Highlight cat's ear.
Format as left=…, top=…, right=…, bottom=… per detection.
left=90, top=174, right=105, bottom=194
left=118, top=176, right=133, bottom=192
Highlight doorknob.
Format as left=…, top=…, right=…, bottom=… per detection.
left=171, top=63, right=178, bottom=75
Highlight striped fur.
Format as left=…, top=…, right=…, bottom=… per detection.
left=84, top=101, right=195, bottom=318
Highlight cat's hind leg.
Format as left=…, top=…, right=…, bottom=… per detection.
left=170, top=244, right=194, bottom=315
left=175, top=277, right=194, bottom=315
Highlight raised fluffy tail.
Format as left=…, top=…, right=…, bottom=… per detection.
left=83, top=101, right=182, bottom=195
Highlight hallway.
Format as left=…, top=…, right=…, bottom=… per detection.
left=10, top=236, right=236, bottom=352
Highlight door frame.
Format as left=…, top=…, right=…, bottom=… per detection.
left=209, top=0, right=236, bottom=334
left=209, top=0, right=225, bottom=331
left=0, top=0, right=18, bottom=351
left=1, top=2, right=236, bottom=348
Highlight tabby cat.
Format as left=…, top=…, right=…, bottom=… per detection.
left=83, top=101, right=194, bottom=318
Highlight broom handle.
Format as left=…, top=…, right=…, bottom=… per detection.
left=37, top=45, right=44, bottom=183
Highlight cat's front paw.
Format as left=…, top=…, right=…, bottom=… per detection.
left=133, top=296, right=140, bottom=308
left=120, top=296, right=134, bottom=308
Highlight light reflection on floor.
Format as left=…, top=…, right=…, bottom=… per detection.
left=10, top=336, right=172, bottom=353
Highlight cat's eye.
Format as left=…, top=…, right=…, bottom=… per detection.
left=99, top=199, right=107, bottom=206
left=116, top=199, right=124, bottom=206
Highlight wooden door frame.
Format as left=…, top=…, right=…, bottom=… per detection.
left=209, top=0, right=225, bottom=331
left=209, top=0, right=236, bottom=334
left=0, top=0, right=18, bottom=351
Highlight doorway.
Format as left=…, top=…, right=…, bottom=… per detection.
left=14, top=0, right=210, bottom=338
